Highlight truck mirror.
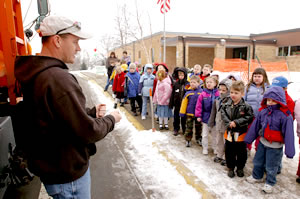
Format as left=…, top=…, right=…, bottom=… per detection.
left=37, top=0, right=49, bottom=16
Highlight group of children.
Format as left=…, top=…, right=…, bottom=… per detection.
left=105, top=58, right=300, bottom=194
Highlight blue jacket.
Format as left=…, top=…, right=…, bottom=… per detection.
left=244, top=86, right=295, bottom=158
left=126, top=72, right=140, bottom=98
left=244, top=83, right=269, bottom=117
left=179, top=86, right=203, bottom=117
left=138, top=64, right=155, bottom=97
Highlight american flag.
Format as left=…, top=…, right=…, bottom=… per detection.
left=157, top=0, right=170, bottom=14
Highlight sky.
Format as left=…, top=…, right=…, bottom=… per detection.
left=75, top=70, right=300, bottom=199
left=21, top=0, right=300, bottom=55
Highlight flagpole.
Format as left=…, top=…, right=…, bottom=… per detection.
left=163, top=0, right=166, bottom=63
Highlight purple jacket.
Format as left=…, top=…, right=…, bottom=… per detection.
left=244, top=86, right=295, bottom=158
left=179, top=86, right=203, bottom=117
left=195, top=88, right=220, bottom=123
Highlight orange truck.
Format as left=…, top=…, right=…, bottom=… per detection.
left=0, top=1, right=49, bottom=198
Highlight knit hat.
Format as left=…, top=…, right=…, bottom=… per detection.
left=272, top=76, right=288, bottom=88
left=219, top=78, right=232, bottom=91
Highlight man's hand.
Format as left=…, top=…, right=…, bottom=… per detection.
left=109, top=110, right=122, bottom=123
left=229, top=121, right=236, bottom=128
left=96, top=104, right=106, bottom=118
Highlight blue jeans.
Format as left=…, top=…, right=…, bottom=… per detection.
left=104, top=76, right=113, bottom=91
left=44, top=168, right=91, bottom=199
left=252, top=142, right=283, bottom=186
left=142, top=96, right=149, bottom=116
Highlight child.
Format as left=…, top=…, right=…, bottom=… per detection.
left=244, top=67, right=270, bottom=152
left=138, top=64, right=155, bottom=120
left=104, top=52, right=118, bottom=91
left=245, top=86, right=295, bottom=193
left=112, top=66, right=126, bottom=109
left=126, top=63, right=142, bottom=116
left=221, top=81, right=254, bottom=178
left=180, top=75, right=203, bottom=147
left=208, top=78, right=232, bottom=164
left=200, top=64, right=212, bottom=81
left=153, top=70, right=173, bottom=130
left=189, top=64, right=202, bottom=78
left=195, top=76, right=220, bottom=155
left=245, top=67, right=270, bottom=117
left=294, top=99, right=300, bottom=183
left=189, top=64, right=202, bottom=85
left=169, top=67, right=189, bottom=136
left=271, top=76, right=295, bottom=118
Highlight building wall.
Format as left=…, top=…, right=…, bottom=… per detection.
left=188, top=47, right=214, bottom=68
left=166, top=47, right=176, bottom=72
left=225, top=48, right=233, bottom=59
left=255, top=45, right=277, bottom=61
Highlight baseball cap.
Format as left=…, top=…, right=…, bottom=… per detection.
left=271, top=76, right=288, bottom=88
left=39, top=15, right=92, bottom=39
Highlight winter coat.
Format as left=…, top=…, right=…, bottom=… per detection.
left=208, top=78, right=232, bottom=132
left=169, top=67, right=189, bottom=109
left=153, top=63, right=171, bottom=96
left=105, top=57, right=118, bottom=77
left=138, top=64, right=155, bottom=97
left=126, top=71, right=140, bottom=98
left=195, top=88, right=220, bottom=123
left=110, top=64, right=128, bottom=81
left=244, top=86, right=295, bottom=158
left=14, top=56, right=115, bottom=184
left=153, top=77, right=172, bottom=105
left=285, top=90, right=295, bottom=119
left=112, top=72, right=126, bottom=93
left=244, top=83, right=269, bottom=117
left=179, top=86, right=203, bottom=117
left=221, top=97, right=254, bottom=140
left=200, top=73, right=210, bottom=81
left=295, top=99, right=300, bottom=137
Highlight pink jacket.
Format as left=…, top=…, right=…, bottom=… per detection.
left=294, top=99, right=300, bottom=137
left=153, top=77, right=172, bottom=105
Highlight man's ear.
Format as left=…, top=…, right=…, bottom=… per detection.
left=52, top=35, right=61, bottom=48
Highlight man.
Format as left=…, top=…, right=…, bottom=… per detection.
left=14, top=15, right=121, bottom=199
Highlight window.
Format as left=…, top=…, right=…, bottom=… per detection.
left=290, top=46, right=300, bottom=56
left=278, top=46, right=289, bottom=56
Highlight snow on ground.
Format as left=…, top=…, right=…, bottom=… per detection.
left=86, top=72, right=300, bottom=199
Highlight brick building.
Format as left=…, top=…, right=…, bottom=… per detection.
left=113, top=28, right=300, bottom=72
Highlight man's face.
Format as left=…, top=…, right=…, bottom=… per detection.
left=60, top=34, right=81, bottom=64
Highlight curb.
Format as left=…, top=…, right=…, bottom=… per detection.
left=87, top=74, right=215, bottom=199
left=152, top=142, right=216, bottom=199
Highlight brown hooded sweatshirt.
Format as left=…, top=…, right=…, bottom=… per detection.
left=14, top=56, right=115, bottom=184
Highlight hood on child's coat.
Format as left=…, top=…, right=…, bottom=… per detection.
left=173, top=67, right=187, bottom=81
left=219, top=78, right=232, bottom=99
left=155, top=62, right=169, bottom=72
left=259, top=86, right=290, bottom=115
left=227, top=74, right=241, bottom=81
left=144, top=64, right=153, bottom=73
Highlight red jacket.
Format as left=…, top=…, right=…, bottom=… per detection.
left=112, top=72, right=126, bottom=92
left=286, top=91, right=295, bottom=119
left=200, top=73, right=210, bottom=81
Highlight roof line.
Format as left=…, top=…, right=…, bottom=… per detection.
left=250, top=27, right=300, bottom=37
